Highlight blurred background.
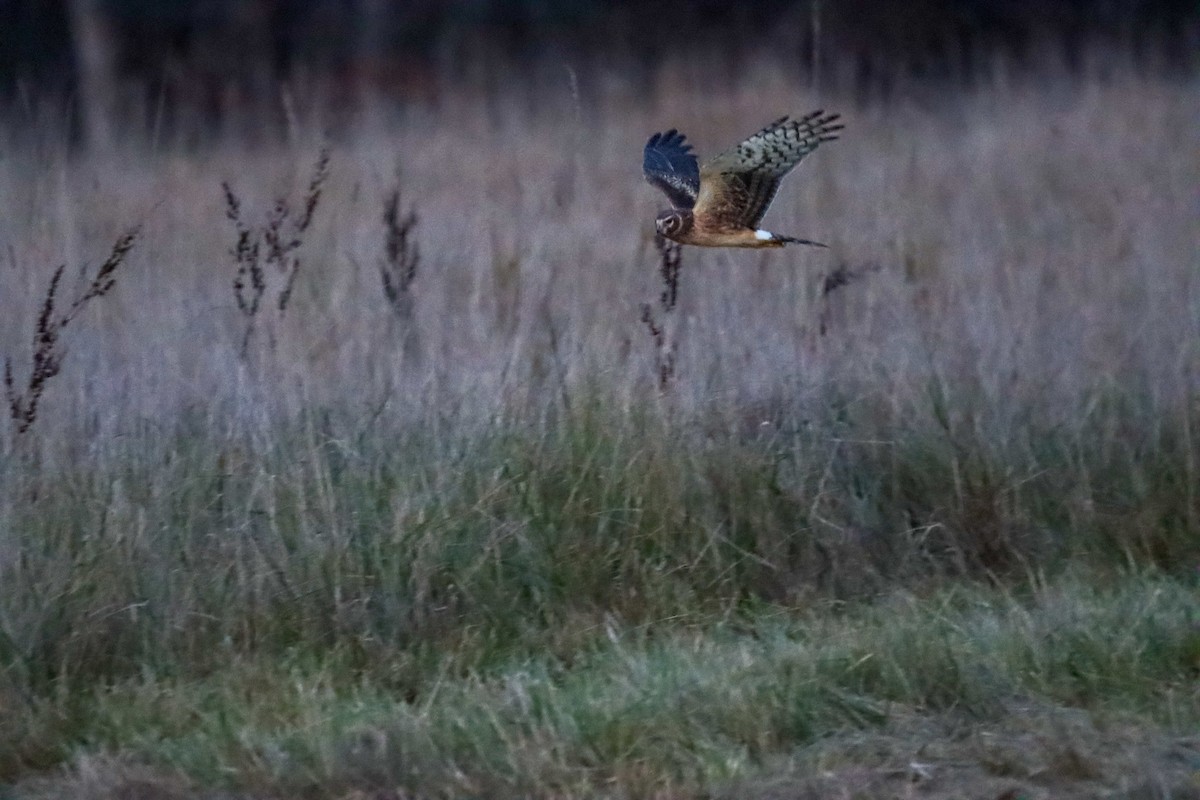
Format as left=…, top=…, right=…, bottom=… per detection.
left=0, top=0, right=1196, bottom=436
left=3, top=0, right=1198, bottom=149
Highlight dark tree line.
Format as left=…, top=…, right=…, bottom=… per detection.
left=6, top=0, right=1196, bottom=90
left=2, top=1, right=1195, bottom=148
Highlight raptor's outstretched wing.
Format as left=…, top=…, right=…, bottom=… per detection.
left=643, top=129, right=700, bottom=210
left=695, top=110, right=842, bottom=229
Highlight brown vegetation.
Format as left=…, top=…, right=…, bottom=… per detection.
left=221, top=146, right=330, bottom=359
left=3, top=229, right=137, bottom=434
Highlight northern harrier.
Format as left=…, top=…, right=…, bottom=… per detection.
left=643, top=110, right=842, bottom=248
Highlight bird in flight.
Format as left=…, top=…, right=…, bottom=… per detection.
left=643, top=110, right=842, bottom=248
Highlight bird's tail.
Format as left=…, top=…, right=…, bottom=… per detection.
left=774, top=234, right=828, bottom=248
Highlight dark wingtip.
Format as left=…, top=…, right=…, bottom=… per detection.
left=647, top=128, right=693, bottom=153
left=815, top=111, right=844, bottom=141
left=799, top=109, right=842, bottom=125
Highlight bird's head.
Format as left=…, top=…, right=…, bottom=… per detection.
left=655, top=209, right=693, bottom=240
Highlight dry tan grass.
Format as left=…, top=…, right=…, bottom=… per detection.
left=0, top=61, right=1195, bottom=447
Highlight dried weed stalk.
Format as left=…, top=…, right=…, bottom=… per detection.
left=4, top=228, right=139, bottom=434
left=376, top=175, right=423, bottom=364
left=640, top=234, right=682, bottom=394
left=379, top=182, right=420, bottom=322
left=222, top=145, right=331, bottom=359
left=818, top=261, right=878, bottom=336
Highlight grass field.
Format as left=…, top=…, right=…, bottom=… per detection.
left=1, top=52, right=1199, bottom=798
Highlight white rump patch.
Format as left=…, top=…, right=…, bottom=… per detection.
left=755, top=229, right=773, bottom=241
